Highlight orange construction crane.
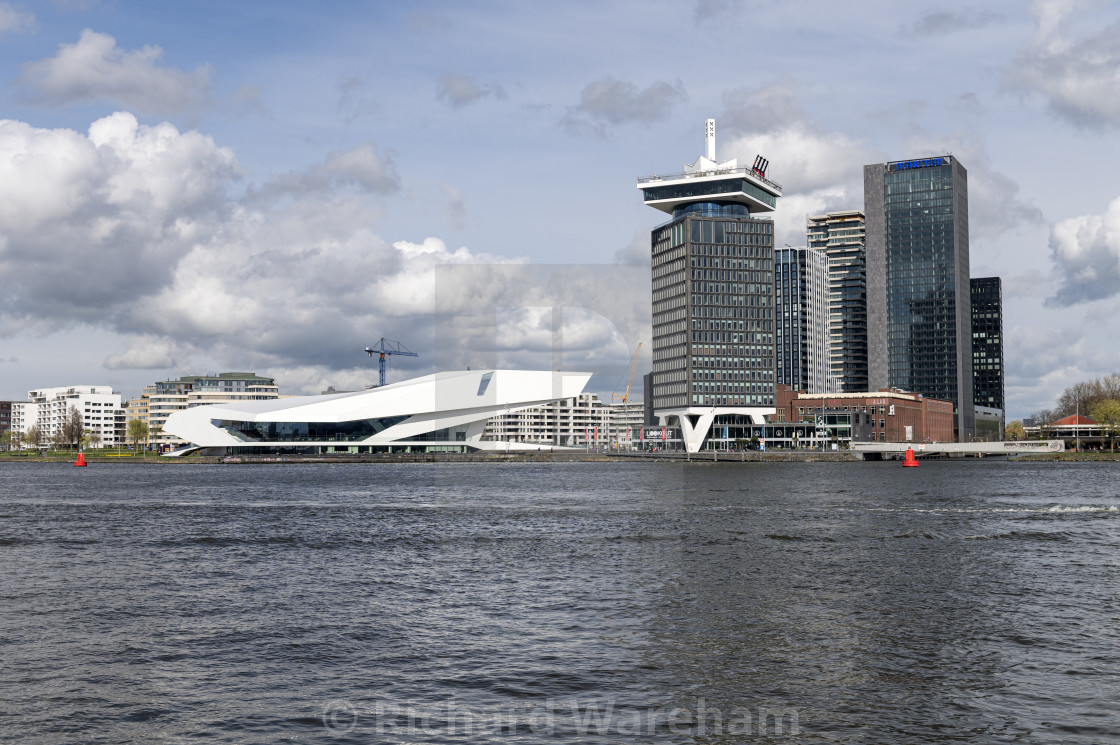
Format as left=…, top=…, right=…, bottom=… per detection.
left=612, top=343, right=642, bottom=404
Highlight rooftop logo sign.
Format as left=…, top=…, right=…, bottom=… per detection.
left=890, top=157, right=949, bottom=171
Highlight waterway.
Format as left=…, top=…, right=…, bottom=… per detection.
left=1, top=460, right=1118, bottom=743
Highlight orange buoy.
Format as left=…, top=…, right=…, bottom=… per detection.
left=74, top=451, right=87, bottom=467
left=902, top=447, right=919, bottom=467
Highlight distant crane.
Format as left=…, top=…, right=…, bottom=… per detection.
left=611, top=342, right=643, bottom=404
left=364, top=338, right=419, bottom=387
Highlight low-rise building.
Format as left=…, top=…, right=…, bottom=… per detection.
left=482, top=393, right=645, bottom=449
left=773, top=385, right=955, bottom=443
left=0, top=401, right=13, bottom=448
left=1023, top=413, right=1110, bottom=450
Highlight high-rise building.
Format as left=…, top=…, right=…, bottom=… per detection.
left=865, top=156, right=973, bottom=440
left=775, top=246, right=831, bottom=393
left=971, top=277, right=1004, bottom=411
left=807, top=210, right=867, bottom=392
left=638, top=119, right=782, bottom=452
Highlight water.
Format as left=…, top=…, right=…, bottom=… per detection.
left=1, top=460, right=1119, bottom=743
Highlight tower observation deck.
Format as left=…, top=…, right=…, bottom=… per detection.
left=638, top=119, right=782, bottom=217
left=637, top=119, right=783, bottom=453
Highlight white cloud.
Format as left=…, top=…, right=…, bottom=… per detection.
left=436, top=73, right=506, bottom=108
left=0, top=3, right=33, bottom=33
left=1002, top=0, right=1120, bottom=129
left=716, top=82, right=870, bottom=244
left=18, top=29, right=212, bottom=115
left=248, top=143, right=400, bottom=201
left=564, top=77, right=687, bottom=134
left=104, top=336, right=181, bottom=370
left=1046, top=196, right=1120, bottom=305
left=0, top=111, right=654, bottom=395
left=719, top=133, right=864, bottom=243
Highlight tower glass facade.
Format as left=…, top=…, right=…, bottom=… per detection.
left=865, top=156, right=973, bottom=440
left=807, top=210, right=867, bottom=392
left=640, top=120, right=782, bottom=452
left=971, top=277, right=1004, bottom=411
left=775, top=246, right=830, bottom=394
left=651, top=213, right=775, bottom=409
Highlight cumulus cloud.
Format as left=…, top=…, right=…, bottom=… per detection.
left=18, top=29, right=212, bottom=116
left=0, top=112, right=238, bottom=330
left=0, top=111, right=650, bottom=394
left=247, top=143, right=400, bottom=201
left=0, top=3, right=33, bottom=33
left=718, top=82, right=869, bottom=244
left=1002, top=0, right=1120, bottom=129
left=613, top=229, right=650, bottom=265
left=1046, top=197, right=1120, bottom=306
left=104, top=337, right=180, bottom=369
left=435, top=73, right=506, bottom=108
left=564, top=77, right=686, bottom=134
left=908, top=9, right=1002, bottom=35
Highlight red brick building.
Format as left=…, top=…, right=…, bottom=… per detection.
left=772, top=386, right=955, bottom=443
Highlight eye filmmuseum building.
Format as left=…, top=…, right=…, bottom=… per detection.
left=638, top=120, right=782, bottom=452
left=864, top=156, right=974, bottom=440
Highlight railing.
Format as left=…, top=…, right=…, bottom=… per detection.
left=637, top=165, right=783, bottom=192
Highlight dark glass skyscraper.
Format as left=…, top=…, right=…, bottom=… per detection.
left=971, top=277, right=1004, bottom=411
left=639, top=120, right=781, bottom=452
left=865, top=156, right=973, bottom=440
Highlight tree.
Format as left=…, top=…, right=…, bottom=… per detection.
left=1031, top=408, right=1055, bottom=440
left=127, top=418, right=150, bottom=450
left=1090, top=399, right=1120, bottom=451
left=1005, top=421, right=1025, bottom=441
left=0, top=431, right=12, bottom=452
left=24, top=425, right=42, bottom=449
left=87, top=431, right=103, bottom=450
left=61, top=405, right=84, bottom=450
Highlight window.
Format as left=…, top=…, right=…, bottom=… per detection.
left=477, top=372, right=493, bottom=396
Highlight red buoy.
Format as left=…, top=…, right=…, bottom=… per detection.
left=74, top=452, right=87, bottom=467
left=902, top=447, right=919, bottom=467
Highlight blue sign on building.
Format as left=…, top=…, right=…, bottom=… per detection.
left=891, top=157, right=947, bottom=171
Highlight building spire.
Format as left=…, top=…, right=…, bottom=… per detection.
left=705, top=118, right=715, bottom=161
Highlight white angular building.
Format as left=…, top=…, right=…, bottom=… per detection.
left=13, top=386, right=125, bottom=448
left=162, top=369, right=591, bottom=455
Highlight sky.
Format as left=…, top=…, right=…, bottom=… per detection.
left=0, top=0, right=1119, bottom=420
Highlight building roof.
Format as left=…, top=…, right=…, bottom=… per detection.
left=1051, top=413, right=1097, bottom=426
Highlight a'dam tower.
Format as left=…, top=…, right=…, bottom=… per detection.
left=638, top=119, right=781, bottom=452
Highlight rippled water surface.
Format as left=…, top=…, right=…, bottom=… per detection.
left=2, top=460, right=1119, bottom=743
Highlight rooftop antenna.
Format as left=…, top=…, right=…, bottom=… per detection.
left=705, top=118, right=716, bottom=162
